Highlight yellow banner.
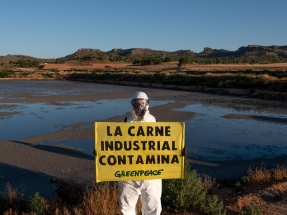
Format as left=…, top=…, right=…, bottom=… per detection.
left=95, top=122, right=185, bottom=182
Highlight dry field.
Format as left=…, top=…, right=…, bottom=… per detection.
left=42, top=62, right=129, bottom=70
left=41, top=62, right=287, bottom=71
left=2, top=62, right=287, bottom=81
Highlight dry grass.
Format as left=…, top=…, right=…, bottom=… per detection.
left=45, top=181, right=125, bottom=215
left=43, top=63, right=130, bottom=70
left=212, top=165, right=287, bottom=214
left=273, top=165, right=287, bottom=181
left=80, top=182, right=120, bottom=215
left=246, top=165, right=273, bottom=184
left=245, top=164, right=287, bottom=184
left=2, top=181, right=142, bottom=215
left=2, top=184, right=23, bottom=205
left=1, top=164, right=287, bottom=214
left=42, top=62, right=287, bottom=72
left=1, top=183, right=26, bottom=215
left=201, top=174, right=218, bottom=191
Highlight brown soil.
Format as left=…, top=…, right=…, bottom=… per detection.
left=42, top=62, right=130, bottom=70
left=41, top=62, right=287, bottom=71
left=218, top=182, right=287, bottom=215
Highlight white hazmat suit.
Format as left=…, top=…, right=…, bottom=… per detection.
left=118, top=91, right=162, bottom=215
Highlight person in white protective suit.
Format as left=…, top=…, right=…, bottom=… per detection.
left=118, top=91, right=162, bottom=215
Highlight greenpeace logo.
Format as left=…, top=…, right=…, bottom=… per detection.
left=115, top=169, right=164, bottom=178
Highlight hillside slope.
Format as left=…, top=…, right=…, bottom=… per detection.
left=1, top=45, right=287, bottom=64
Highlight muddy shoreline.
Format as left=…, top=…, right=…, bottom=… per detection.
left=1, top=80, right=287, bottom=198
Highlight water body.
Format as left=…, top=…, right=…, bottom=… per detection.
left=181, top=104, right=287, bottom=161
left=1, top=80, right=286, bottom=161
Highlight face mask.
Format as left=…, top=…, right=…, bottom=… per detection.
left=131, top=99, right=148, bottom=117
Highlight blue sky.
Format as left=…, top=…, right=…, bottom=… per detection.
left=1, top=0, right=286, bottom=58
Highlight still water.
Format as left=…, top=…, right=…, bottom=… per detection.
left=1, top=81, right=287, bottom=161
left=180, top=104, right=287, bottom=161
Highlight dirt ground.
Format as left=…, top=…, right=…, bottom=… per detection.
left=41, top=62, right=287, bottom=71
left=42, top=62, right=129, bottom=70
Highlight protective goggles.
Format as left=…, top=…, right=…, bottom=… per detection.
left=131, top=99, right=148, bottom=107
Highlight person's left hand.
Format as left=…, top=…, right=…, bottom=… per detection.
left=181, top=147, right=186, bottom=156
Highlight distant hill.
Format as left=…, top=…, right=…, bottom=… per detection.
left=1, top=45, right=287, bottom=64
left=0, top=54, right=53, bottom=64
left=198, top=45, right=287, bottom=59
left=58, top=48, right=195, bottom=63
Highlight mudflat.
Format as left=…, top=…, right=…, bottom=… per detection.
left=1, top=81, right=287, bottom=198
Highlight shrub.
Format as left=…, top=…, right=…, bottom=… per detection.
left=20, top=72, right=31, bottom=77
left=162, top=161, right=226, bottom=214
left=272, top=165, right=287, bottom=181
left=203, top=195, right=226, bottom=215
left=0, top=69, right=15, bottom=78
left=53, top=179, right=84, bottom=205
left=240, top=201, right=262, bottom=215
left=80, top=182, right=122, bottom=214
left=245, top=165, right=272, bottom=184
left=41, top=73, right=54, bottom=78
left=234, top=181, right=244, bottom=192
left=29, top=192, right=45, bottom=214
left=0, top=183, right=28, bottom=214
left=162, top=161, right=207, bottom=212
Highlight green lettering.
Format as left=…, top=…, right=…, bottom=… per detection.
left=121, top=171, right=125, bottom=177
left=158, top=169, right=163, bottom=175
left=114, top=171, right=121, bottom=178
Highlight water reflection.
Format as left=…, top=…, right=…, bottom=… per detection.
left=178, top=104, right=287, bottom=161
left=0, top=99, right=168, bottom=140
left=0, top=80, right=130, bottom=98
left=42, top=102, right=287, bottom=161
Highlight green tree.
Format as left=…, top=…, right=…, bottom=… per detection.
left=178, top=57, right=193, bottom=69
left=164, top=57, right=172, bottom=62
